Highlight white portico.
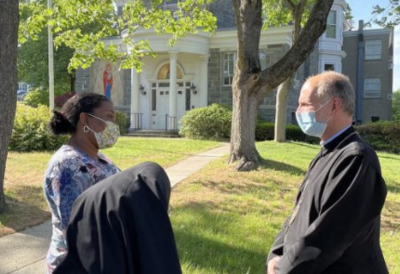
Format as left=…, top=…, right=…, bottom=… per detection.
left=122, top=25, right=292, bottom=131
left=123, top=29, right=210, bottom=131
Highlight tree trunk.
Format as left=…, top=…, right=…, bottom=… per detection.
left=273, top=0, right=304, bottom=143
left=274, top=76, right=293, bottom=142
left=70, top=69, right=76, bottom=91
left=229, top=76, right=262, bottom=171
left=0, top=1, right=19, bottom=213
left=229, top=0, right=264, bottom=171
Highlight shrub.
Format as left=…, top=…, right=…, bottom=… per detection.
left=254, top=121, right=319, bottom=143
left=55, top=91, right=76, bottom=108
left=179, top=104, right=232, bottom=140
left=116, top=110, right=128, bottom=135
left=25, top=87, right=69, bottom=108
left=24, top=87, right=49, bottom=107
left=9, top=104, right=68, bottom=152
left=356, top=121, right=400, bottom=154
left=255, top=122, right=274, bottom=141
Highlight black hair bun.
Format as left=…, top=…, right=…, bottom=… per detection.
left=48, top=110, right=75, bottom=135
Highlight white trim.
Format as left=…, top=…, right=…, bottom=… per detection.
left=344, top=29, right=393, bottom=37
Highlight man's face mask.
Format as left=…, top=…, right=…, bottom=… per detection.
left=85, top=113, right=120, bottom=149
left=296, top=99, right=332, bottom=138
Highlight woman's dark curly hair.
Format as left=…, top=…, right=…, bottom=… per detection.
left=48, top=93, right=110, bottom=135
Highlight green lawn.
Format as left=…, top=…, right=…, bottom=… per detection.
left=1, top=138, right=399, bottom=273
left=0, top=137, right=221, bottom=236
left=170, top=141, right=400, bottom=273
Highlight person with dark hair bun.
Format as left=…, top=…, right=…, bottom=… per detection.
left=44, top=92, right=121, bottom=273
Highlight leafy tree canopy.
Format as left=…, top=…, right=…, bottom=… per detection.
left=262, top=0, right=314, bottom=31
left=19, top=0, right=217, bottom=72
left=18, top=29, right=74, bottom=92
left=371, top=0, right=400, bottom=28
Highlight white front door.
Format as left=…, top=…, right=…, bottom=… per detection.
left=150, top=82, right=190, bottom=130
left=157, top=89, right=169, bottom=130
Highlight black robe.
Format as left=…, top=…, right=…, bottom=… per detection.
left=267, top=127, right=388, bottom=274
left=54, top=162, right=182, bottom=274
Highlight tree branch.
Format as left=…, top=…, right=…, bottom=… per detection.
left=258, top=0, right=334, bottom=97
left=284, top=0, right=296, bottom=11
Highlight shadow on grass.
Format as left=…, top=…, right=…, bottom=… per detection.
left=0, top=185, right=50, bottom=237
left=195, top=178, right=297, bottom=205
left=259, top=158, right=306, bottom=176
left=171, top=203, right=275, bottom=273
left=387, top=184, right=400, bottom=194
left=287, top=141, right=320, bottom=150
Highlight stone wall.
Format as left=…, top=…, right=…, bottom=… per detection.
left=75, top=68, right=91, bottom=93
left=123, top=69, right=131, bottom=106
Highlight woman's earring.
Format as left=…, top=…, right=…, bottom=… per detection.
left=83, top=125, right=90, bottom=133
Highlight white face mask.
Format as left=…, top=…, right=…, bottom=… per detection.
left=296, top=99, right=332, bottom=138
left=84, top=113, right=120, bottom=149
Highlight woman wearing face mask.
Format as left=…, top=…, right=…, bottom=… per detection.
left=44, top=92, right=120, bottom=273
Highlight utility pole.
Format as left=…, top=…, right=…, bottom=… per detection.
left=48, top=0, right=55, bottom=110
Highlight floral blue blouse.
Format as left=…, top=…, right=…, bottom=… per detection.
left=43, top=145, right=120, bottom=273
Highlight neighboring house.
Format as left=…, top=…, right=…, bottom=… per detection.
left=342, top=21, right=394, bottom=124
left=17, top=82, right=31, bottom=101
left=75, top=0, right=392, bottom=131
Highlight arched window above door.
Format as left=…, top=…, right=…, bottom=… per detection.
left=157, top=64, right=183, bottom=79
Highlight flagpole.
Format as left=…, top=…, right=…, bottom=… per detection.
left=48, top=0, right=54, bottom=110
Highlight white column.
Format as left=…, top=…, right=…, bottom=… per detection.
left=169, top=51, right=178, bottom=130
left=199, top=54, right=210, bottom=107
left=130, top=68, right=140, bottom=130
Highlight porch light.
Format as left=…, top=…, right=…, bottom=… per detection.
left=190, top=83, right=197, bottom=94
left=139, top=85, right=146, bottom=95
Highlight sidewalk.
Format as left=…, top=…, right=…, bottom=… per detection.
left=0, top=144, right=230, bottom=274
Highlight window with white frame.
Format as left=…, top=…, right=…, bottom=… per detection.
left=223, top=53, right=235, bottom=86
left=326, top=10, right=337, bottom=39
left=364, top=78, right=381, bottom=98
left=365, top=40, right=382, bottom=60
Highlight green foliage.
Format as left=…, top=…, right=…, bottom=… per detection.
left=18, top=29, right=74, bottom=91
left=19, top=0, right=217, bottom=71
left=9, top=104, right=68, bottom=152
left=344, top=2, right=353, bottom=21
left=392, top=90, right=400, bottom=122
left=371, top=1, right=400, bottom=28
left=179, top=104, right=232, bottom=140
left=115, top=110, right=128, bottom=135
left=255, top=121, right=319, bottom=143
left=356, top=121, right=400, bottom=154
left=24, top=87, right=65, bottom=107
left=24, top=87, right=50, bottom=107
left=262, top=0, right=315, bottom=31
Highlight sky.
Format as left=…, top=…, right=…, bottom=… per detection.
left=346, top=0, right=400, bottom=92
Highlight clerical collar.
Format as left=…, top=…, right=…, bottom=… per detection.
left=320, top=125, right=352, bottom=147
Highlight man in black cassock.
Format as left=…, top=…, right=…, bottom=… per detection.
left=266, top=71, right=388, bottom=274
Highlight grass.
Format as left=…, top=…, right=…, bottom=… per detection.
left=0, top=137, right=221, bottom=236
left=1, top=138, right=399, bottom=273
left=169, top=141, right=400, bottom=273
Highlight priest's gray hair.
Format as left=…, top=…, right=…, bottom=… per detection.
left=313, top=71, right=355, bottom=115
